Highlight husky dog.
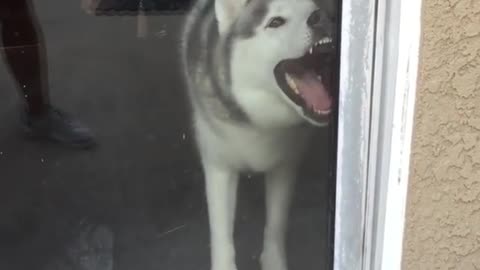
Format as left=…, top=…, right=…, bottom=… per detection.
left=181, top=0, right=335, bottom=269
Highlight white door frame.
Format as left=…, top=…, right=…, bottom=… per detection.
left=334, top=0, right=422, bottom=269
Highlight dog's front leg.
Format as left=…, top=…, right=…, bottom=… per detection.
left=204, top=163, right=239, bottom=270
left=261, top=166, right=296, bottom=270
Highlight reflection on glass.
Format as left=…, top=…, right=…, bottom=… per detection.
left=0, top=0, right=338, bottom=270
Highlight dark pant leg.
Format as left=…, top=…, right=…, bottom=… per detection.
left=0, top=0, right=49, bottom=116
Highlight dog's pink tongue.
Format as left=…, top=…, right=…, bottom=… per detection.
left=295, top=72, right=332, bottom=112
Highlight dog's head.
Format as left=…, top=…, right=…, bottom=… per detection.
left=217, top=0, right=337, bottom=126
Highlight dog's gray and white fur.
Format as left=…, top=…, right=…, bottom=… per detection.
left=181, top=1, right=333, bottom=269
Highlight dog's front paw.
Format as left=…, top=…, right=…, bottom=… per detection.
left=211, top=251, right=237, bottom=270
left=260, top=245, right=287, bottom=270
left=211, top=261, right=237, bottom=270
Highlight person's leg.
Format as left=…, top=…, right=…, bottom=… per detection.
left=0, top=0, right=96, bottom=148
left=1, top=0, right=48, bottom=116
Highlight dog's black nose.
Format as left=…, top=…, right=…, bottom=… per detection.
left=307, top=9, right=331, bottom=32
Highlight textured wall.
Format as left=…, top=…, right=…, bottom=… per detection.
left=402, top=0, right=480, bottom=269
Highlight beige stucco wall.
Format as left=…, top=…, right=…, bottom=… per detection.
left=402, top=0, right=480, bottom=269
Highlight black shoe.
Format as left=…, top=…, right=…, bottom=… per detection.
left=22, top=106, right=97, bottom=149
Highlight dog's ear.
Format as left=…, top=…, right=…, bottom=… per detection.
left=215, top=0, right=248, bottom=34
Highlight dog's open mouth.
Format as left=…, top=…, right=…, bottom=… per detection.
left=274, top=37, right=335, bottom=124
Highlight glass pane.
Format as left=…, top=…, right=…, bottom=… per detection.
left=0, top=0, right=340, bottom=269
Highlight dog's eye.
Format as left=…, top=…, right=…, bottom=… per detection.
left=267, top=17, right=286, bottom=28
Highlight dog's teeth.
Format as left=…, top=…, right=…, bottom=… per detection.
left=285, top=73, right=300, bottom=94
left=315, top=108, right=331, bottom=115
left=313, top=37, right=333, bottom=48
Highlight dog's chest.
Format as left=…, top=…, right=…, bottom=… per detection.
left=199, top=122, right=310, bottom=172
left=229, top=130, right=291, bottom=170
left=232, top=88, right=303, bottom=127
